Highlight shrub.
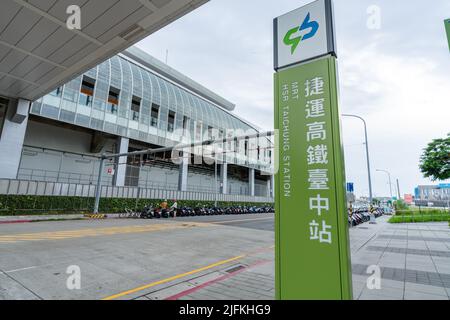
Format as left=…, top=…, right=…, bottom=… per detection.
left=0, top=195, right=273, bottom=216
left=394, top=200, right=409, bottom=210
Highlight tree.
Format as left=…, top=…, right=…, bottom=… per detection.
left=419, top=133, right=450, bottom=181
left=394, top=199, right=408, bottom=210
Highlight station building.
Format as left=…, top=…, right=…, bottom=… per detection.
left=0, top=47, right=274, bottom=198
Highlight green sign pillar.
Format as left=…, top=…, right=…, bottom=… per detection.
left=445, top=19, right=450, bottom=52
left=274, top=0, right=352, bottom=300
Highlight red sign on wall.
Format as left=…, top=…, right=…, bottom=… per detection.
left=404, top=194, right=413, bottom=204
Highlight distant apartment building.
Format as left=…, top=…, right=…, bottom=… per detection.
left=414, top=184, right=450, bottom=201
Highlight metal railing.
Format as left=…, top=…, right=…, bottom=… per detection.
left=0, top=179, right=274, bottom=204
left=17, top=168, right=113, bottom=186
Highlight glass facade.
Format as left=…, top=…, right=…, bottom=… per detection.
left=31, top=54, right=272, bottom=171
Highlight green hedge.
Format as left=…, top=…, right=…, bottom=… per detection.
left=395, top=209, right=447, bottom=216
left=389, top=214, right=450, bottom=224
left=0, top=195, right=273, bottom=216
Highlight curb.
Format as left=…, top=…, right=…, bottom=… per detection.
left=0, top=216, right=85, bottom=224
left=0, top=219, right=34, bottom=225
left=84, top=214, right=107, bottom=219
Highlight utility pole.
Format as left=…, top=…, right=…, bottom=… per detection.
left=396, top=178, right=401, bottom=200
left=376, top=169, right=393, bottom=199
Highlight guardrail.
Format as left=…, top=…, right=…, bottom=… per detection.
left=0, top=179, right=273, bottom=203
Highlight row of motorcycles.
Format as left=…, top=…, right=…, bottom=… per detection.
left=139, top=205, right=274, bottom=219
left=348, top=206, right=385, bottom=227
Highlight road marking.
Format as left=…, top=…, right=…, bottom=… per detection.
left=165, top=259, right=272, bottom=300
left=0, top=222, right=210, bottom=243
left=211, top=216, right=274, bottom=225
left=3, top=266, right=40, bottom=273
left=101, top=255, right=246, bottom=300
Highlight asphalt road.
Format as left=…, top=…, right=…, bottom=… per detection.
left=175, top=213, right=275, bottom=231
left=0, top=213, right=274, bottom=300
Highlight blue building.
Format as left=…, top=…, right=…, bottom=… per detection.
left=415, top=184, right=450, bottom=201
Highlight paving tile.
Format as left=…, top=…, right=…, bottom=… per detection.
left=404, top=291, right=448, bottom=300
left=145, top=282, right=196, bottom=300
left=379, top=279, right=404, bottom=290
left=404, top=283, right=448, bottom=297
left=358, top=287, right=404, bottom=300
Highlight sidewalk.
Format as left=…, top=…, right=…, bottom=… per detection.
left=136, top=216, right=450, bottom=300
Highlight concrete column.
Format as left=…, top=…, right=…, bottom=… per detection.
left=0, top=99, right=30, bottom=179
left=113, top=137, right=129, bottom=186
left=178, top=152, right=188, bottom=192
left=249, top=168, right=255, bottom=196
left=220, top=163, right=228, bottom=194
left=267, top=178, right=271, bottom=197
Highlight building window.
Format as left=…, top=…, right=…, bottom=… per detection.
left=107, top=87, right=120, bottom=114
left=208, top=126, right=213, bottom=140
left=196, top=122, right=202, bottom=141
left=182, top=116, right=189, bottom=134
left=50, top=87, right=62, bottom=97
left=131, top=96, right=141, bottom=121
left=151, top=103, right=159, bottom=127
left=79, top=77, right=95, bottom=107
left=167, top=110, right=175, bottom=132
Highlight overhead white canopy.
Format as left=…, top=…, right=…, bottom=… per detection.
left=0, top=0, right=207, bottom=101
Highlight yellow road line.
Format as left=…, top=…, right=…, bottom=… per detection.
left=0, top=222, right=210, bottom=243
left=101, top=254, right=246, bottom=300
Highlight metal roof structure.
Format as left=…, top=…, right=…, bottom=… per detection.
left=0, top=0, right=208, bottom=101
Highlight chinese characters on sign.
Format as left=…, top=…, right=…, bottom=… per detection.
left=304, top=77, right=333, bottom=245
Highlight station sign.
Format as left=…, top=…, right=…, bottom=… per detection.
left=274, top=0, right=337, bottom=70
left=274, top=0, right=352, bottom=300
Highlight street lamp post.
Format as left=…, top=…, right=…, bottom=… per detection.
left=342, top=114, right=373, bottom=204
left=396, top=178, right=401, bottom=200
left=214, top=147, right=224, bottom=207
left=214, top=160, right=218, bottom=207
left=376, top=169, right=393, bottom=199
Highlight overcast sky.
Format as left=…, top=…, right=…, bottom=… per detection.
left=136, top=0, right=450, bottom=199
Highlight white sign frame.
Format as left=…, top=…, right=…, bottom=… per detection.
left=274, top=0, right=337, bottom=70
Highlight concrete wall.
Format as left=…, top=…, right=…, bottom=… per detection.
left=18, top=146, right=114, bottom=185
left=24, top=120, right=93, bottom=154
left=19, top=121, right=116, bottom=185
left=139, top=165, right=179, bottom=190
left=0, top=99, right=29, bottom=179
left=187, top=169, right=216, bottom=193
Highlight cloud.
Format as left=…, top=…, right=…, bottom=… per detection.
left=339, top=35, right=450, bottom=197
